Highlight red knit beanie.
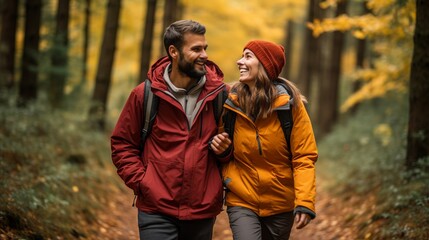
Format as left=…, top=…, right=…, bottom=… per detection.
left=244, top=40, right=285, bottom=80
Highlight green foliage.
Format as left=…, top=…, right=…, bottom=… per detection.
left=317, top=93, right=429, bottom=239
left=0, top=104, right=122, bottom=239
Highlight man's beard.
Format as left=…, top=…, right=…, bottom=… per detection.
left=178, top=53, right=206, bottom=79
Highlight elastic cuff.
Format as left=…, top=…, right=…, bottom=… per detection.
left=208, top=137, right=215, bottom=151
left=294, top=206, right=316, bottom=219
left=221, top=145, right=232, bottom=156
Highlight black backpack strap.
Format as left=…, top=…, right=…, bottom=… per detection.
left=277, top=110, right=293, bottom=151
left=218, top=107, right=235, bottom=202
left=275, top=81, right=294, bottom=153
left=213, top=86, right=228, bottom=124
left=223, top=109, right=236, bottom=141
left=140, top=79, right=159, bottom=152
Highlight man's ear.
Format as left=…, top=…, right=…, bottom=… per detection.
left=169, top=45, right=178, bottom=59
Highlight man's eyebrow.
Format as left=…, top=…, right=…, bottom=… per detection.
left=191, top=44, right=208, bottom=49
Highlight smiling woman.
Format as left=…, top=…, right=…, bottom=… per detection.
left=210, top=39, right=317, bottom=240
left=236, top=49, right=260, bottom=87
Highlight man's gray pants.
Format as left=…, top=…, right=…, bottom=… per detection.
left=138, top=210, right=215, bottom=240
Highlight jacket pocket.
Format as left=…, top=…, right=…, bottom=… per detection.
left=222, top=161, right=258, bottom=203
left=140, top=158, right=183, bottom=207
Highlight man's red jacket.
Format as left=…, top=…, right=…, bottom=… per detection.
left=111, top=56, right=225, bottom=220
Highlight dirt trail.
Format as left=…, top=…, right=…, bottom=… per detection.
left=97, top=175, right=374, bottom=240
left=289, top=176, right=377, bottom=240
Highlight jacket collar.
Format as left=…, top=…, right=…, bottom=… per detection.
left=226, top=84, right=292, bottom=112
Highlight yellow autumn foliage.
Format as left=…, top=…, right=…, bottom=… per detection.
left=62, top=0, right=308, bottom=92
left=313, top=0, right=415, bottom=112
left=37, top=0, right=415, bottom=115
left=181, top=0, right=307, bottom=82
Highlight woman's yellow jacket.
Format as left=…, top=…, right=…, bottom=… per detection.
left=218, top=84, right=318, bottom=217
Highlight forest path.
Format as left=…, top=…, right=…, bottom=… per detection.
left=96, top=175, right=375, bottom=240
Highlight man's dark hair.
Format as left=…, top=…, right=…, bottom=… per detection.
left=163, top=20, right=206, bottom=60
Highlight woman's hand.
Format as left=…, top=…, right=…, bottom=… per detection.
left=210, top=132, right=232, bottom=155
left=294, top=212, right=311, bottom=229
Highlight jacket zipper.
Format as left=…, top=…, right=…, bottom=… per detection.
left=200, top=109, right=203, bottom=138
left=160, top=90, right=191, bottom=131
left=226, top=104, right=263, bottom=156
left=194, top=84, right=225, bottom=137
left=256, top=130, right=262, bottom=155
left=185, top=95, right=190, bottom=131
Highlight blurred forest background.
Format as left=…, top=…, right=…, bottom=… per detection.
left=0, top=0, right=428, bottom=239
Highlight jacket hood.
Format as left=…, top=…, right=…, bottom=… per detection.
left=227, top=84, right=292, bottom=112
left=147, top=56, right=170, bottom=90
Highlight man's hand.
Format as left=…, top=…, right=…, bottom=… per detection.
left=210, top=132, right=231, bottom=155
left=294, top=212, right=311, bottom=229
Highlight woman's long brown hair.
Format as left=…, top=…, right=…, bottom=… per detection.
left=232, top=63, right=307, bottom=120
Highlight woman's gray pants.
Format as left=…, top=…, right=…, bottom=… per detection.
left=227, top=206, right=294, bottom=240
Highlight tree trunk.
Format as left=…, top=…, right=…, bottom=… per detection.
left=298, top=0, right=319, bottom=98
left=49, top=0, right=70, bottom=109
left=317, top=0, right=348, bottom=137
left=350, top=1, right=370, bottom=114
left=282, top=20, right=294, bottom=80
left=18, top=0, right=42, bottom=107
left=158, top=0, right=178, bottom=58
left=82, top=0, right=91, bottom=84
left=89, top=0, right=122, bottom=130
left=66, top=0, right=91, bottom=111
left=406, top=0, right=429, bottom=169
left=138, top=0, right=157, bottom=84
left=0, top=0, right=19, bottom=102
